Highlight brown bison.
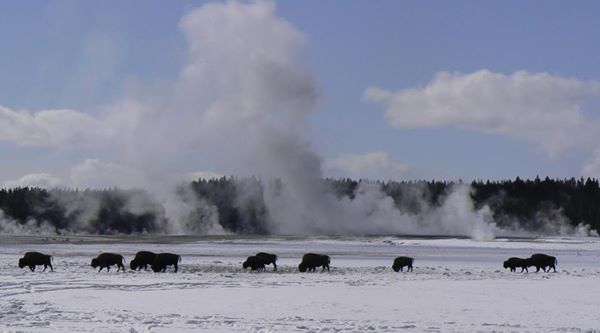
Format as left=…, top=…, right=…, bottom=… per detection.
left=18, top=252, right=53, bottom=272
left=392, top=256, right=414, bottom=272
left=528, top=253, right=557, bottom=273
left=91, top=253, right=125, bottom=272
left=503, top=257, right=530, bottom=273
left=298, top=253, right=330, bottom=272
left=256, top=252, right=278, bottom=271
left=243, top=255, right=268, bottom=272
left=151, top=253, right=181, bottom=273
left=130, top=251, right=157, bottom=271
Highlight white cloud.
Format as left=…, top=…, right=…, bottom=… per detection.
left=324, top=152, right=407, bottom=180
left=3, top=173, right=63, bottom=189
left=0, top=105, right=112, bottom=147
left=365, top=70, right=600, bottom=157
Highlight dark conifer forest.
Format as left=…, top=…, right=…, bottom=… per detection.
left=1, top=177, right=599, bottom=235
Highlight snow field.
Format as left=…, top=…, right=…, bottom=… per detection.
left=1, top=236, right=600, bottom=332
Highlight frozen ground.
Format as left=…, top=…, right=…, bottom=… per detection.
left=1, top=235, right=600, bottom=332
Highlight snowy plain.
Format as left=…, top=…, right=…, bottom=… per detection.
left=1, top=235, right=599, bottom=332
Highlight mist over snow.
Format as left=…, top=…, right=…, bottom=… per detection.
left=0, top=1, right=598, bottom=239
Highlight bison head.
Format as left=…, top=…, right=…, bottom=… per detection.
left=503, top=261, right=509, bottom=269
left=298, top=263, right=307, bottom=272
left=392, top=264, right=400, bottom=272
left=151, top=265, right=163, bottom=273
left=18, top=258, right=26, bottom=269
left=242, top=261, right=250, bottom=269
left=130, top=259, right=139, bottom=270
left=91, top=258, right=99, bottom=268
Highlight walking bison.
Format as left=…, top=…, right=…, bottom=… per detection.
left=151, top=253, right=181, bottom=273
left=243, top=255, right=267, bottom=272
left=392, top=256, right=414, bottom=272
left=18, top=252, right=53, bottom=272
left=503, top=257, right=531, bottom=273
left=130, top=251, right=157, bottom=271
left=528, top=253, right=557, bottom=273
left=298, top=253, right=330, bottom=272
left=255, top=252, right=278, bottom=271
left=91, top=253, right=125, bottom=272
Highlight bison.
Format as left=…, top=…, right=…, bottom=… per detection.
left=151, top=253, right=181, bottom=273
left=256, top=252, right=278, bottom=271
left=392, top=256, right=414, bottom=272
left=243, top=255, right=267, bottom=272
left=503, top=257, right=531, bottom=273
left=91, top=253, right=125, bottom=272
left=130, top=251, right=157, bottom=271
left=298, top=253, right=330, bottom=272
left=18, top=252, right=53, bottom=272
left=528, top=253, right=557, bottom=273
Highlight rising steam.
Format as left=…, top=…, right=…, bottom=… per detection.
left=1, top=1, right=596, bottom=239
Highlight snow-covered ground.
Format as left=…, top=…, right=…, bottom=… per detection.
left=1, top=235, right=599, bottom=332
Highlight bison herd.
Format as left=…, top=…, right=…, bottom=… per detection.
left=17, top=251, right=560, bottom=274
left=503, top=253, right=558, bottom=273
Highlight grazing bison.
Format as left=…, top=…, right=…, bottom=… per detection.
left=256, top=252, right=278, bottom=271
left=243, top=255, right=267, bottom=272
left=392, top=256, right=414, bottom=272
left=503, top=257, right=531, bottom=273
left=18, top=252, right=53, bottom=272
left=130, top=251, right=157, bottom=271
left=91, top=253, right=125, bottom=272
left=528, top=253, right=557, bottom=273
left=151, top=253, right=181, bottom=273
left=298, top=253, right=330, bottom=272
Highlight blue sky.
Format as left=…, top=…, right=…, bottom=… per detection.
left=1, top=1, right=600, bottom=188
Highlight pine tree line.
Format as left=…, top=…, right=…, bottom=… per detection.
left=1, top=176, right=599, bottom=235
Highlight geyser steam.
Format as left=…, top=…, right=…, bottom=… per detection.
left=1, top=1, right=596, bottom=239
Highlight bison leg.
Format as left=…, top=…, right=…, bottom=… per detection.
left=43, top=265, right=48, bottom=272
left=174, top=263, right=178, bottom=273
left=29, top=265, right=35, bottom=272
left=273, top=262, right=277, bottom=271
